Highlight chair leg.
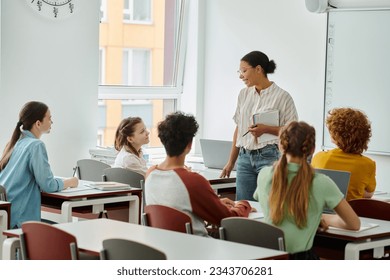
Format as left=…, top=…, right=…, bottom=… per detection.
left=98, top=210, right=109, bottom=219
left=219, top=227, right=226, bottom=240
left=2, top=238, right=21, bottom=260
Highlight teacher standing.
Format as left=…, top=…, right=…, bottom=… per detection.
left=220, top=51, right=298, bottom=200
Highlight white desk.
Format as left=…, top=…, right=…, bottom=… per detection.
left=315, top=217, right=390, bottom=260
left=41, top=181, right=140, bottom=224
left=2, top=218, right=288, bottom=260
left=246, top=201, right=390, bottom=260
left=372, top=192, right=390, bottom=202
left=150, top=158, right=237, bottom=191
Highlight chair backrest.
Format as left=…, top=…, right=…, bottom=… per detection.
left=0, top=185, right=7, bottom=201
left=143, top=204, right=193, bottom=234
left=102, top=167, right=144, bottom=188
left=219, top=217, right=285, bottom=251
left=348, top=198, right=390, bottom=221
left=20, top=221, right=79, bottom=260
left=100, top=238, right=166, bottom=260
left=76, top=159, right=111, bottom=181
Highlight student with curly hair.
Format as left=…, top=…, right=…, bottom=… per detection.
left=113, top=117, right=150, bottom=176
left=254, top=121, right=360, bottom=259
left=145, top=112, right=252, bottom=237
left=312, top=108, right=376, bottom=201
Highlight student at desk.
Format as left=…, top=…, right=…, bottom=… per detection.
left=113, top=116, right=150, bottom=176
left=311, top=107, right=376, bottom=201
left=254, top=121, right=360, bottom=259
left=0, top=101, right=78, bottom=229
left=145, top=112, right=252, bottom=237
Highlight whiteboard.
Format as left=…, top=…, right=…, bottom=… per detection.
left=323, top=10, right=390, bottom=155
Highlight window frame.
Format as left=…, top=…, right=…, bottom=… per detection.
left=98, top=0, right=188, bottom=102
left=123, top=0, right=153, bottom=25
left=122, top=48, right=152, bottom=86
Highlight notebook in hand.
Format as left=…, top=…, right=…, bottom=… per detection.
left=84, top=181, right=131, bottom=191
left=252, top=109, right=279, bottom=142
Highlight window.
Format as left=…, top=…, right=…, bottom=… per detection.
left=99, top=48, right=106, bottom=85
left=122, top=49, right=151, bottom=86
left=123, top=0, right=152, bottom=23
left=98, top=0, right=188, bottom=148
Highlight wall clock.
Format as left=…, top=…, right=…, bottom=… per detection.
left=28, top=0, right=77, bottom=19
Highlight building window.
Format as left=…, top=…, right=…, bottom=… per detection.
left=123, top=0, right=152, bottom=23
left=122, top=49, right=151, bottom=86
left=99, top=0, right=188, bottom=148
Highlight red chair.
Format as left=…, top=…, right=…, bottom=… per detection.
left=348, top=198, right=390, bottom=221
left=142, top=204, right=193, bottom=234
left=20, top=221, right=79, bottom=260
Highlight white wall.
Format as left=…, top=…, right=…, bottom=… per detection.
left=1, top=0, right=389, bottom=190
left=0, top=0, right=99, bottom=176
left=187, top=0, right=390, bottom=191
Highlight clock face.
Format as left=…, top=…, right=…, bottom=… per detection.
left=28, top=0, right=76, bottom=19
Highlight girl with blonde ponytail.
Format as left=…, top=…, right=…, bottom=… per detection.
left=254, top=121, right=360, bottom=259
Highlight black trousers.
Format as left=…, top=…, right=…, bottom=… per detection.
left=289, top=249, right=320, bottom=260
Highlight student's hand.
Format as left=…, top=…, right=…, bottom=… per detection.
left=220, top=197, right=235, bottom=208
left=251, top=207, right=257, bottom=213
left=317, top=217, right=329, bottom=232
left=250, top=124, right=267, bottom=138
left=220, top=163, right=234, bottom=178
left=63, top=177, right=79, bottom=189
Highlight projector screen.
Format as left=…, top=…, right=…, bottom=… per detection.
left=323, top=9, right=390, bottom=155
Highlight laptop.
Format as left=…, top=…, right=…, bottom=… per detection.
left=200, top=139, right=236, bottom=170
left=315, top=168, right=351, bottom=213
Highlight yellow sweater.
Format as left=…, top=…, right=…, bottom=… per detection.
left=312, top=148, right=376, bottom=201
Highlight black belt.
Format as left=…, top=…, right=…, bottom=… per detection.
left=240, top=144, right=278, bottom=155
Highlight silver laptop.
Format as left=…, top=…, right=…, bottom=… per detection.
left=315, top=168, right=351, bottom=213
left=200, top=139, right=236, bottom=170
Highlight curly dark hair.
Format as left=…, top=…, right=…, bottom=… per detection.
left=158, top=111, right=199, bottom=157
left=326, top=108, right=371, bottom=154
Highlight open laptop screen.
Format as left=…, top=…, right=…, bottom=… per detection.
left=315, top=168, right=351, bottom=213
left=200, top=139, right=236, bottom=170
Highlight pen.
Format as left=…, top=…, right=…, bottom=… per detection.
left=242, top=130, right=250, bottom=137
left=242, top=125, right=256, bottom=137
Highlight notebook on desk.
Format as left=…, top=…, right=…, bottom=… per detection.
left=200, top=139, right=236, bottom=170
left=315, top=168, right=351, bottom=214
left=84, top=181, right=131, bottom=191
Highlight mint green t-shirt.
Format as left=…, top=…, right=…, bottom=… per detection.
left=253, top=163, right=343, bottom=254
